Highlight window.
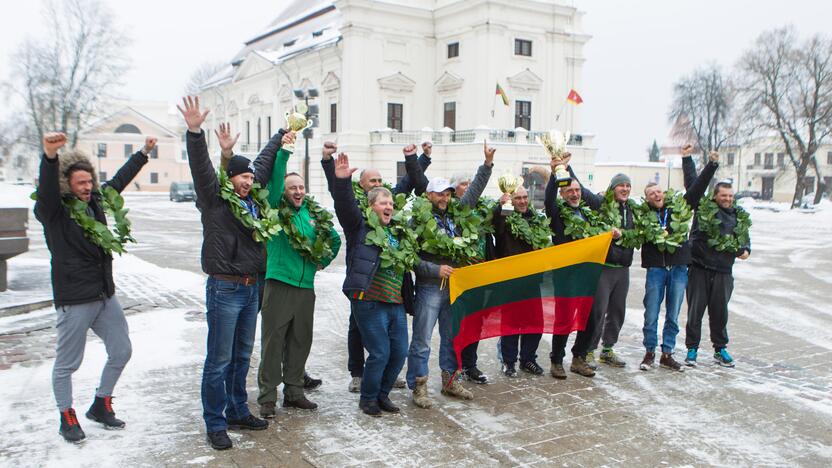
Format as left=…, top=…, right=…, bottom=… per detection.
left=443, top=102, right=456, bottom=130
left=150, top=172, right=159, bottom=184
left=330, top=103, right=337, bottom=133
left=246, top=121, right=250, bottom=144
left=150, top=147, right=158, bottom=159
left=114, top=123, right=141, bottom=134
left=124, top=144, right=133, bottom=157
left=387, top=103, right=403, bottom=132
left=97, top=143, right=107, bottom=158
left=99, top=171, right=107, bottom=181
left=396, top=161, right=406, bottom=186
left=764, top=153, right=773, bottom=169
left=257, top=118, right=262, bottom=150
left=515, top=39, right=532, bottom=57
left=827, top=151, right=832, bottom=165
left=181, top=150, right=187, bottom=161
left=754, top=153, right=761, bottom=166
left=515, top=100, right=531, bottom=130
left=267, top=116, right=272, bottom=137
left=777, top=153, right=785, bottom=168
left=727, top=153, right=735, bottom=165
left=447, top=42, right=459, bottom=59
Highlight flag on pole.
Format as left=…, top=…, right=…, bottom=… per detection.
left=566, top=89, right=583, bottom=105
left=449, top=233, right=612, bottom=369
left=495, top=83, right=510, bottom=106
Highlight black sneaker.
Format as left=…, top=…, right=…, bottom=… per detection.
left=283, top=396, right=318, bottom=410
left=463, top=366, right=489, bottom=384
left=377, top=396, right=400, bottom=413
left=227, top=414, right=269, bottom=431
left=207, top=430, right=232, bottom=450
left=502, top=362, right=517, bottom=377
left=519, top=360, right=544, bottom=375
left=303, top=372, right=322, bottom=390
left=59, top=408, right=86, bottom=443
left=86, top=396, right=125, bottom=429
left=359, top=400, right=382, bottom=417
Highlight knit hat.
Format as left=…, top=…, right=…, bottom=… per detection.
left=227, top=155, right=255, bottom=178
left=608, top=173, right=631, bottom=190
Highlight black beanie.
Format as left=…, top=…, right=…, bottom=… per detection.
left=227, top=155, right=255, bottom=178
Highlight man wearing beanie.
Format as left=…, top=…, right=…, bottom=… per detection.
left=179, top=96, right=289, bottom=450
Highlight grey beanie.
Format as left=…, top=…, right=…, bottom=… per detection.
left=608, top=173, right=631, bottom=190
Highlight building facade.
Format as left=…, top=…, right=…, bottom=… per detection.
left=199, top=0, right=596, bottom=205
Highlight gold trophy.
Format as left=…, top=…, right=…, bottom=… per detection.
left=283, top=102, right=314, bottom=153
left=498, top=173, right=524, bottom=215
left=537, top=129, right=572, bottom=187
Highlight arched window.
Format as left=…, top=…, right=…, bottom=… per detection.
left=115, top=123, right=142, bottom=134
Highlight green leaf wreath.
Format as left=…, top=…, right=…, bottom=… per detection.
left=598, top=190, right=642, bottom=248
left=362, top=206, right=420, bottom=274
left=634, top=189, right=693, bottom=253
left=505, top=208, right=552, bottom=250
left=697, top=195, right=752, bottom=253
left=217, top=169, right=281, bottom=243
left=411, top=196, right=484, bottom=265
left=557, top=199, right=606, bottom=240
left=278, top=195, right=336, bottom=264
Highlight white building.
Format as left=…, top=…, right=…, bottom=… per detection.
left=199, top=0, right=595, bottom=207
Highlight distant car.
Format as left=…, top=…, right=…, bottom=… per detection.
left=735, top=190, right=761, bottom=200
left=170, top=181, right=196, bottom=202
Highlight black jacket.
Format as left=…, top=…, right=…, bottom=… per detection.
left=186, top=128, right=285, bottom=276
left=544, top=173, right=589, bottom=246
left=34, top=150, right=148, bottom=306
left=570, top=169, right=635, bottom=267
left=640, top=157, right=718, bottom=268
left=689, top=201, right=751, bottom=275
left=492, top=204, right=536, bottom=258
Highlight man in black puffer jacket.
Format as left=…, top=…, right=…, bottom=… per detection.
left=637, top=145, right=718, bottom=373
left=35, top=132, right=151, bottom=443
left=179, top=96, right=288, bottom=450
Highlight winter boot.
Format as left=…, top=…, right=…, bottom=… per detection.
left=441, top=370, right=474, bottom=400
left=86, top=396, right=125, bottom=429
left=570, top=356, right=596, bottom=377
left=639, top=351, right=656, bottom=371
left=660, top=352, right=684, bottom=372
left=549, top=361, right=567, bottom=380
left=411, top=376, right=432, bottom=409
left=59, top=408, right=86, bottom=443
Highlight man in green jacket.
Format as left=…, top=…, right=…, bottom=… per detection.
left=257, top=141, right=341, bottom=418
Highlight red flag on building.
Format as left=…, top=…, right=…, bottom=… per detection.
left=566, top=89, right=583, bottom=105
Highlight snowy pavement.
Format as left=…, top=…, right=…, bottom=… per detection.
left=0, top=186, right=831, bottom=467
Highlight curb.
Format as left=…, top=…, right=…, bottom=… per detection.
left=0, top=299, right=54, bottom=318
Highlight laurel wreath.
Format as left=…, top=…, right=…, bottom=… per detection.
left=697, top=195, right=752, bottom=253
left=217, top=169, right=281, bottom=243
left=505, top=208, right=552, bottom=250
left=634, top=189, right=693, bottom=253
left=411, top=196, right=483, bottom=265
left=277, top=195, right=336, bottom=264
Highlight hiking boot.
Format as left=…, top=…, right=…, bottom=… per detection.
left=599, top=347, right=626, bottom=367
left=59, top=408, right=86, bottom=443
left=585, top=351, right=599, bottom=370
left=441, top=370, right=474, bottom=400
left=393, top=377, right=407, bottom=389
left=463, top=366, right=488, bottom=384
left=549, top=361, right=567, bottom=380
left=570, top=356, right=596, bottom=377
left=259, top=401, right=276, bottom=419
left=283, top=396, right=318, bottom=410
left=685, top=348, right=698, bottom=367
left=660, top=352, right=684, bottom=372
left=639, top=351, right=656, bottom=371
left=86, top=396, right=125, bottom=429
left=519, top=360, right=544, bottom=375
left=359, top=400, right=382, bottom=417
left=412, top=376, right=432, bottom=409
left=502, top=362, right=517, bottom=377
left=207, top=430, right=232, bottom=450
left=227, top=414, right=269, bottom=431
left=714, top=348, right=735, bottom=368
left=348, top=376, right=362, bottom=393
left=377, top=396, right=400, bottom=413
left=303, top=372, right=322, bottom=390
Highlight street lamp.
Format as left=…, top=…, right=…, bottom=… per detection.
left=292, top=88, right=319, bottom=184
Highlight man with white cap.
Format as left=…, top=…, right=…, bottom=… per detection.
left=407, top=142, right=495, bottom=408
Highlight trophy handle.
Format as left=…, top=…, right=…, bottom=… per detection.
left=304, top=119, right=314, bottom=130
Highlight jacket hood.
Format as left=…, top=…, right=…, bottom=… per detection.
left=58, top=150, right=100, bottom=196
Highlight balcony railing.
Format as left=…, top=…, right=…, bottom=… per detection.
left=369, top=128, right=586, bottom=146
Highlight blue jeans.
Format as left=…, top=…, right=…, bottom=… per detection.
left=201, top=277, right=260, bottom=432
left=642, top=266, right=688, bottom=354
left=406, top=283, right=457, bottom=389
left=352, top=300, right=408, bottom=402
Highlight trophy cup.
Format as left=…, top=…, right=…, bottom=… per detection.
left=537, top=129, right=572, bottom=187
left=283, top=102, right=314, bottom=153
left=498, top=173, right=524, bottom=215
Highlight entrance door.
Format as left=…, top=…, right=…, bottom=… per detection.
left=761, top=177, right=774, bottom=200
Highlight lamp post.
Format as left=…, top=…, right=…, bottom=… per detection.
left=293, top=88, right=319, bottom=185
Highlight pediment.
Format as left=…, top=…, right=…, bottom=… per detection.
left=378, top=72, right=416, bottom=93
left=322, top=71, right=340, bottom=92
left=232, top=52, right=274, bottom=82
left=434, top=71, right=463, bottom=92
left=507, top=68, right=543, bottom=91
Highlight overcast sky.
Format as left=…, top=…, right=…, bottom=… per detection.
left=1, top=0, right=830, bottom=161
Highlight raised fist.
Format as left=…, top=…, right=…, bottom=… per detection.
left=322, top=141, right=337, bottom=160
left=681, top=144, right=695, bottom=156
left=43, top=132, right=67, bottom=159
left=403, top=144, right=417, bottom=156
left=708, top=151, right=719, bottom=163
left=143, top=136, right=158, bottom=154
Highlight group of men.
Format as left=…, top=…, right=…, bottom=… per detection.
left=35, top=96, right=750, bottom=450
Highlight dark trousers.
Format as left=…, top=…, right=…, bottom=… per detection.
left=461, top=342, right=479, bottom=369
left=347, top=303, right=365, bottom=377
left=589, top=266, right=630, bottom=351
left=685, top=265, right=733, bottom=351
left=501, top=333, right=542, bottom=364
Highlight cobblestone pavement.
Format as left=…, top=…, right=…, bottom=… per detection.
left=1, top=195, right=830, bottom=467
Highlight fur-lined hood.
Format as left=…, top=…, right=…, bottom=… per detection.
left=58, top=150, right=100, bottom=196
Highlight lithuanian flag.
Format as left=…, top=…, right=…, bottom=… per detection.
left=449, top=233, right=612, bottom=368
left=495, top=82, right=509, bottom=106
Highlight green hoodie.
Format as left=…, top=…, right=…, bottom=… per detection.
left=265, top=148, right=341, bottom=289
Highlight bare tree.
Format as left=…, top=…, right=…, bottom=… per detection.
left=3, top=0, right=129, bottom=150
left=184, top=61, right=227, bottom=96
left=668, top=64, right=740, bottom=166
left=739, top=27, right=832, bottom=207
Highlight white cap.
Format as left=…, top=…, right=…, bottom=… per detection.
left=426, top=177, right=454, bottom=193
